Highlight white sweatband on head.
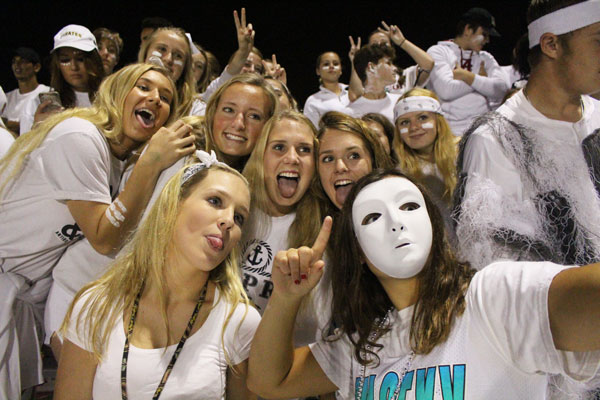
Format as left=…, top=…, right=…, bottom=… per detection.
left=393, top=96, right=441, bottom=123
left=181, top=150, right=229, bottom=185
left=528, top=0, right=600, bottom=48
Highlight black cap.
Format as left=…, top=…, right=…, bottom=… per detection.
left=461, top=7, right=500, bottom=37
left=13, top=47, right=41, bottom=64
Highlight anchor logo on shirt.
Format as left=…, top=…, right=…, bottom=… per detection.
left=241, top=239, right=272, bottom=276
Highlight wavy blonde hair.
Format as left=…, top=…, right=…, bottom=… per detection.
left=202, top=73, right=278, bottom=171
left=242, top=110, right=322, bottom=249
left=138, top=27, right=196, bottom=117
left=0, top=63, right=178, bottom=197
left=61, top=162, right=251, bottom=362
left=393, top=88, right=457, bottom=199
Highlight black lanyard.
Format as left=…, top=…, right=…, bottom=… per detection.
left=121, top=280, right=209, bottom=400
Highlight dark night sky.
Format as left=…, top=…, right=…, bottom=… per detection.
left=1, top=1, right=529, bottom=105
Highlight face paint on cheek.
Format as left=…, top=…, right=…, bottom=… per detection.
left=400, top=128, right=409, bottom=134
left=173, top=59, right=184, bottom=67
left=421, top=122, right=435, bottom=129
left=472, top=34, right=484, bottom=45
left=352, top=177, right=433, bottom=280
left=151, top=51, right=163, bottom=58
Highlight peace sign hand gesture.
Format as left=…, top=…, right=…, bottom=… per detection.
left=348, top=36, right=361, bottom=62
left=272, top=217, right=332, bottom=299
left=234, top=8, right=255, bottom=54
left=379, top=21, right=406, bottom=47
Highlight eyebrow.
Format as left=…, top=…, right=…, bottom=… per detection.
left=319, top=145, right=361, bottom=155
left=214, top=188, right=250, bottom=215
left=221, top=100, right=264, bottom=114
left=138, top=77, right=174, bottom=99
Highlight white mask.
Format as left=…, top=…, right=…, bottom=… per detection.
left=352, top=177, right=433, bottom=279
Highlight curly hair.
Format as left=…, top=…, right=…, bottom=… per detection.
left=330, top=168, right=475, bottom=365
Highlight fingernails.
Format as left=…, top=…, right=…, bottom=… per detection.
left=301, top=274, right=307, bottom=280
left=294, top=280, right=301, bottom=285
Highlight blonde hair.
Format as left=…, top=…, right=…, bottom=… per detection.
left=242, top=110, right=322, bottom=248
left=0, top=63, right=178, bottom=197
left=202, top=73, right=278, bottom=171
left=62, top=162, right=250, bottom=361
left=393, top=88, right=457, bottom=199
left=138, top=27, right=196, bottom=117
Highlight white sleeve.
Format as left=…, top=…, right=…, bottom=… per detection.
left=0, top=127, right=15, bottom=158
left=426, top=46, right=473, bottom=101
left=303, top=94, right=320, bottom=127
left=223, top=303, right=261, bottom=365
left=41, top=126, right=112, bottom=203
left=463, top=126, right=525, bottom=201
left=402, top=65, right=427, bottom=91
left=309, top=333, right=350, bottom=397
left=202, top=69, right=234, bottom=102
left=19, top=96, right=40, bottom=135
left=470, top=52, right=509, bottom=100
left=469, top=261, right=600, bottom=381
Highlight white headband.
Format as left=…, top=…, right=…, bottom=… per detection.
left=181, top=150, right=228, bottom=185
left=528, top=0, right=600, bottom=48
left=393, top=96, right=441, bottom=122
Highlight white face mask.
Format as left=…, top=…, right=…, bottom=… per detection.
left=352, top=177, right=433, bottom=279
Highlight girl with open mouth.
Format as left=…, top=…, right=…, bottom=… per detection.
left=241, top=110, right=329, bottom=347
left=0, top=63, right=195, bottom=398
left=248, top=168, right=600, bottom=399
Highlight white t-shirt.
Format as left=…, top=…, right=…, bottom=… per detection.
left=0, top=117, right=124, bottom=281
left=303, top=83, right=350, bottom=127
left=241, top=210, right=331, bottom=346
left=66, top=287, right=260, bottom=400
left=190, top=97, right=207, bottom=116
left=458, top=91, right=600, bottom=268
left=310, top=261, right=600, bottom=399
left=345, top=92, right=402, bottom=125
left=0, top=127, right=15, bottom=158
left=2, top=84, right=51, bottom=122
left=20, top=90, right=91, bottom=135
left=426, top=40, right=508, bottom=135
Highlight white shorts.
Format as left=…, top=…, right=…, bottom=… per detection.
left=43, top=282, right=74, bottom=345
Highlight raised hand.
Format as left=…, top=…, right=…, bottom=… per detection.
left=142, top=119, right=196, bottom=171
left=348, top=36, right=361, bottom=62
left=379, top=21, right=406, bottom=47
left=272, top=216, right=332, bottom=298
left=234, top=8, right=255, bottom=54
left=263, top=54, right=287, bottom=84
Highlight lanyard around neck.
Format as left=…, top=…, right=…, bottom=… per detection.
left=121, top=280, right=209, bottom=400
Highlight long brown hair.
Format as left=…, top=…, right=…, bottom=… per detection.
left=330, top=168, right=475, bottom=364
left=49, top=48, right=105, bottom=108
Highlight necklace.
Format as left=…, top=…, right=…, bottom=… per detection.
left=121, top=280, right=209, bottom=400
left=355, top=307, right=415, bottom=400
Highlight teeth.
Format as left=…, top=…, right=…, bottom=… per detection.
left=224, top=133, right=246, bottom=142
left=278, top=172, right=299, bottom=179
left=136, top=108, right=155, bottom=121
left=334, top=179, right=353, bottom=188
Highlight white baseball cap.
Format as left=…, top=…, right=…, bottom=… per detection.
left=53, top=24, right=98, bottom=52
